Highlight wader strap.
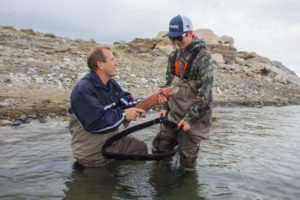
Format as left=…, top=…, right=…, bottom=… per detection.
left=102, top=118, right=186, bottom=161
left=183, top=47, right=204, bottom=79
left=82, top=78, right=104, bottom=105
left=171, top=47, right=206, bottom=78
left=82, top=78, right=119, bottom=105
left=171, top=49, right=178, bottom=75
left=109, top=81, right=119, bottom=105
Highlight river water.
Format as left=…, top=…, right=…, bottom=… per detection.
left=0, top=106, right=300, bottom=200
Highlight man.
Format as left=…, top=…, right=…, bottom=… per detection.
left=69, top=46, right=166, bottom=167
left=152, top=15, right=215, bottom=168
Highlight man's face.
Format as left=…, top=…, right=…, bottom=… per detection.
left=100, top=49, right=117, bottom=78
left=172, top=31, right=193, bottom=50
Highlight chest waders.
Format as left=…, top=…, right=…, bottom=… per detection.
left=153, top=47, right=212, bottom=167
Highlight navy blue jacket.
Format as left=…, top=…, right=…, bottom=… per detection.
left=70, top=71, right=141, bottom=133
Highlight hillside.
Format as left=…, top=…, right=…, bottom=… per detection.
left=0, top=26, right=300, bottom=124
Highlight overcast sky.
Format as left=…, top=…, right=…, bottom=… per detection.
left=1, top=0, right=299, bottom=76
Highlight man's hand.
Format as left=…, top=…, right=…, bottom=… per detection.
left=157, top=93, right=168, bottom=104
left=158, top=109, right=168, bottom=118
left=178, top=120, right=191, bottom=132
left=124, top=108, right=145, bottom=121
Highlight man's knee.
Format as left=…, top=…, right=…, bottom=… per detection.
left=180, top=144, right=200, bottom=168
left=152, top=135, right=177, bottom=154
left=124, top=136, right=148, bottom=154
left=135, top=139, right=148, bottom=154
left=180, top=155, right=198, bottom=168
left=152, top=126, right=177, bottom=154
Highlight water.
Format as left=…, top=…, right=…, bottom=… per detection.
left=0, top=106, right=300, bottom=200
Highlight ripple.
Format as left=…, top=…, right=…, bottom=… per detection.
left=1, top=107, right=300, bottom=200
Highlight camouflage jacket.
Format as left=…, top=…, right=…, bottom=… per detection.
left=163, top=36, right=215, bottom=124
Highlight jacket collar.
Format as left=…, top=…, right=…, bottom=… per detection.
left=184, top=36, right=206, bottom=52
left=84, top=70, right=111, bottom=88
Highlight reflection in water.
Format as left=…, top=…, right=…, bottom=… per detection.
left=63, top=161, right=204, bottom=200
left=63, top=163, right=118, bottom=200
left=149, top=162, right=204, bottom=200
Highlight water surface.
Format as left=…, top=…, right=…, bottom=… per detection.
left=1, top=106, right=300, bottom=200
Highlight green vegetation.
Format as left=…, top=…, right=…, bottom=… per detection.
left=44, top=33, right=56, bottom=38
left=74, top=39, right=97, bottom=49
left=0, top=26, right=16, bottom=32
left=115, top=44, right=128, bottom=51
left=20, top=29, right=37, bottom=35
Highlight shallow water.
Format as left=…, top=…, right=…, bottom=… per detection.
left=0, top=106, right=300, bottom=200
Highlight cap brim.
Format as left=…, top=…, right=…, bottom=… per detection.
left=163, top=32, right=184, bottom=37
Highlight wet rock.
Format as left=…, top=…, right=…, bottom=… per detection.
left=28, top=114, right=38, bottom=119
left=11, top=121, right=23, bottom=127
left=256, top=101, right=264, bottom=108
left=39, top=118, right=47, bottom=123
left=19, top=114, right=28, bottom=122
left=38, top=113, right=46, bottom=121
left=48, top=113, right=56, bottom=118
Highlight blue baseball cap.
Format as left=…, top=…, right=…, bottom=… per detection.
left=163, top=15, right=193, bottom=37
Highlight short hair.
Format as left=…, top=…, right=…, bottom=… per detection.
left=87, top=46, right=111, bottom=70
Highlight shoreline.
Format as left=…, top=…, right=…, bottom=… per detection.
left=1, top=103, right=299, bottom=127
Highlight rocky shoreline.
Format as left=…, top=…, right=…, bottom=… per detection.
left=1, top=26, right=300, bottom=126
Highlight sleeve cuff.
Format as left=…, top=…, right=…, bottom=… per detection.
left=183, top=114, right=195, bottom=125
left=162, top=102, right=170, bottom=111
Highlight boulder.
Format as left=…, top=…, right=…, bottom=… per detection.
left=212, top=54, right=225, bottom=64
left=274, top=74, right=289, bottom=84
left=0, top=120, right=13, bottom=126
left=127, top=38, right=157, bottom=53
left=155, top=31, right=171, bottom=44
left=193, top=29, right=221, bottom=46
left=220, top=35, right=234, bottom=47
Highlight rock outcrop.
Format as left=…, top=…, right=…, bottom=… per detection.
left=1, top=25, right=300, bottom=124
